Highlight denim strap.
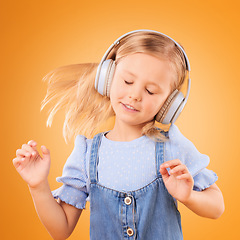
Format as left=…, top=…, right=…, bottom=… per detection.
left=155, top=141, right=165, bottom=178
left=89, top=133, right=103, bottom=184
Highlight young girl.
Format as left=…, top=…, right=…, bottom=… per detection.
left=13, top=30, right=224, bottom=240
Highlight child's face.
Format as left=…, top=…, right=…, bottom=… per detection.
left=110, top=53, right=174, bottom=129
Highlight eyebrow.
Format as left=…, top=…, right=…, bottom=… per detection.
left=124, top=70, right=136, bottom=78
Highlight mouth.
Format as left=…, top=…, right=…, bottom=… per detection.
left=121, top=103, right=139, bottom=112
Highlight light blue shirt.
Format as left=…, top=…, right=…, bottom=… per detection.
left=52, top=124, right=217, bottom=209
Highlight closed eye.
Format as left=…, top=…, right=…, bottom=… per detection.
left=124, top=80, right=133, bottom=85
left=146, top=89, right=154, bottom=95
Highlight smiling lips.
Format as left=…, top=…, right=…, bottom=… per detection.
left=121, top=103, right=139, bottom=112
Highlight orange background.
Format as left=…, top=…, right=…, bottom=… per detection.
left=1, top=0, right=239, bottom=239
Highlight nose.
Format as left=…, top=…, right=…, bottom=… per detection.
left=129, top=88, right=142, bottom=102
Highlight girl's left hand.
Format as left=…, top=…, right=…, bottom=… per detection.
left=160, top=159, right=194, bottom=204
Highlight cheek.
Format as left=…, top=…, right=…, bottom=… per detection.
left=110, top=78, right=125, bottom=99
left=110, top=83, right=122, bottom=109
left=109, top=78, right=118, bottom=99
left=146, top=96, right=167, bottom=114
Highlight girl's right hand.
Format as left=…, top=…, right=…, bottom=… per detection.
left=13, top=140, right=51, bottom=189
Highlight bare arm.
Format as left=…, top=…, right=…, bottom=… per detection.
left=13, top=140, right=82, bottom=239
left=181, top=183, right=224, bottom=219
left=29, top=181, right=82, bottom=240
left=160, top=159, right=224, bottom=219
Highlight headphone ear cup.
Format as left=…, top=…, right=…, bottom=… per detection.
left=156, top=90, right=184, bottom=124
left=95, top=59, right=116, bottom=96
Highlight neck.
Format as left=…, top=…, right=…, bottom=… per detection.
left=106, top=119, right=145, bottom=142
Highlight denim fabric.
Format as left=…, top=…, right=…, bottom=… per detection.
left=89, top=133, right=183, bottom=240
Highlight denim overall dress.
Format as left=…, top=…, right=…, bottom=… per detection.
left=89, top=133, right=183, bottom=240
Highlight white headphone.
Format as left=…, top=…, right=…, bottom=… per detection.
left=95, top=29, right=191, bottom=124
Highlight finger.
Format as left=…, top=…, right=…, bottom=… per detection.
left=16, top=149, right=31, bottom=158
left=41, top=145, right=50, bottom=160
left=161, top=159, right=182, bottom=169
left=176, top=173, right=193, bottom=182
left=17, top=153, right=32, bottom=164
left=160, top=164, right=169, bottom=174
left=13, top=157, right=24, bottom=168
left=169, top=164, right=189, bottom=175
left=28, top=140, right=37, bottom=149
left=22, top=143, right=35, bottom=152
left=160, top=164, right=170, bottom=180
left=21, top=144, right=39, bottom=158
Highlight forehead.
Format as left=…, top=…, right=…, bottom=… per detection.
left=115, top=53, right=174, bottom=85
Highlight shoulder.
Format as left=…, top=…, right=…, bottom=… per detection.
left=167, top=124, right=200, bottom=151
left=74, top=135, right=93, bottom=147
left=168, top=124, right=190, bottom=142
left=64, top=135, right=93, bottom=167
left=166, top=124, right=210, bottom=169
left=73, top=135, right=93, bottom=153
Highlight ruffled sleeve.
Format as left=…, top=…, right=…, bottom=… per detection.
left=52, top=135, right=89, bottom=209
left=165, top=124, right=218, bottom=191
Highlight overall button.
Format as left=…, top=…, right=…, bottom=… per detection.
left=127, top=227, right=134, bottom=237
left=124, top=196, right=132, bottom=205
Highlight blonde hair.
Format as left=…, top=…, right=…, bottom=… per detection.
left=41, top=31, right=188, bottom=142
